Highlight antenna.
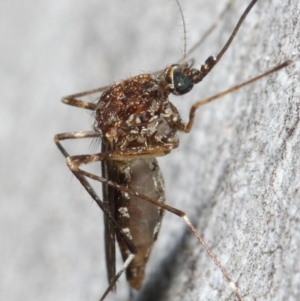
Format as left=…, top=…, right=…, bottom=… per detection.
left=175, top=0, right=187, bottom=62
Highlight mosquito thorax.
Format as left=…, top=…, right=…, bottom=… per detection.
left=94, top=73, right=186, bottom=151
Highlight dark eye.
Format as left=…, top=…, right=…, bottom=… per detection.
left=173, top=69, right=194, bottom=95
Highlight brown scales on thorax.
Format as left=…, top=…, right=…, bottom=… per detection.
left=95, top=73, right=185, bottom=151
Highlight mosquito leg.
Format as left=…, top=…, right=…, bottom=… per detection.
left=78, top=168, right=243, bottom=301
left=61, top=84, right=112, bottom=110
left=55, top=131, right=98, bottom=157
left=62, top=97, right=96, bottom=110
left=54, top=131, right=137, bottom=254
left=184, top=60, right=293, bottom=132
left=99, top=254, right=135, bottom=301
left=182, top=215, right=242, bottom=301
left=67, top=147, right=244, bottom=301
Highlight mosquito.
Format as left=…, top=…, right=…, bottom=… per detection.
left=55, top=0, right=293, bottom=300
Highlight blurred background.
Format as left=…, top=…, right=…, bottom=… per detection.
left=1, top=1, right=299, bottom=301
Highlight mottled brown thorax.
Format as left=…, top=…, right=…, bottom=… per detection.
left=95, top=73, right=184, bottom=150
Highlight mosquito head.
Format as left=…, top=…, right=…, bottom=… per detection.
left=163, top=63, right=202, bottom=96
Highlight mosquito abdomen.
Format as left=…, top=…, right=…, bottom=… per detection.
left=115, top=158, right=165, bottom=289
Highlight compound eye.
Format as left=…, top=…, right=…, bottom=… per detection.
left=173, top=69, right=194, bottom=95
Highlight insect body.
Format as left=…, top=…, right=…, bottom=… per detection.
left=96, top=65, right=200, bottom=289
left=55, top=0, right=292, bottom=300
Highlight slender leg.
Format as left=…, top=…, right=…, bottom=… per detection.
left=184, top=60, right=293, bottom=133
left=64, top=144, right=243, bottom=301
left=61, top=85, right=112, bottom=110
left=54, top=131, right=137, bottom=253
left=99, top=254, right=135, bottom=301
left=56, top=131, right=141, bottom=300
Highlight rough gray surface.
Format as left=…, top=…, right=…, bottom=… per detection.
left=1, top=1, right=299, bottom=301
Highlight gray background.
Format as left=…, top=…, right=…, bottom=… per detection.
left=1, top=0, right=299, bottom=301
